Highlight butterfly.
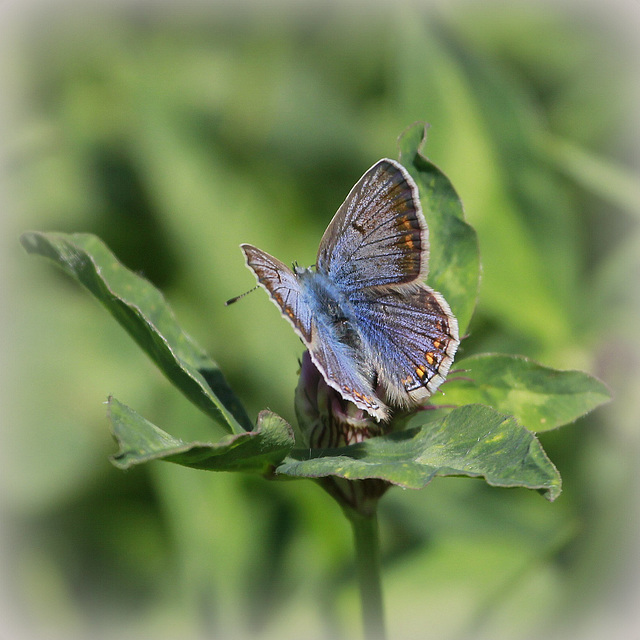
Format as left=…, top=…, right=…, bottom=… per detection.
left=240, top=158, right=459, bottom=421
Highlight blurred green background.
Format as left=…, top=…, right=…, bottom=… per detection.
left=2, top=1, right=639, bottom=639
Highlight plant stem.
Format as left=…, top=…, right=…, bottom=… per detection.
left=347, top=507, right=386, bottom=640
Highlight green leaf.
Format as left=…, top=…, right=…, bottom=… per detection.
left=109, top=397, right=294, bottom=473
left=398, top=122, right=480, bottom=336
left=21, top=231, right=251, bottom=434
left=439, top=354, right=612, bottom=432
left=277, top=404, right=561, bottom=501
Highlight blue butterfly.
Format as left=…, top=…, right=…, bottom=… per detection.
left=241, top=159, right=459, bottom=421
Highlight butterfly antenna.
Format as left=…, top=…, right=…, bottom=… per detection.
left=225, top=286, right=259, bottom=306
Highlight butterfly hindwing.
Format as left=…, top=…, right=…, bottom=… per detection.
left=316, top=159, right=428, bottom=290
left=351, top=284, right=459, bottom=406
left=308, top=327, right=388, bottom=421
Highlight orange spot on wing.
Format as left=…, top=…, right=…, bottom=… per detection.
left=397, top=215, right=413, bottom=230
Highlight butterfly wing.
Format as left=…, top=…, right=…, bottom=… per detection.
left=316, top=158, right=428, bottom=290
left=241, top=244, right=388, bottom=420
left=351, top=284, right=460, bottom=406
left=241, top=244, right=313, bottom=342
left=310, top=330, right=388, bottom=421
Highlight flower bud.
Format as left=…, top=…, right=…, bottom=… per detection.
left=294, top=350, right=390, bottom=513
left=295, top=350, right=386, bottom=448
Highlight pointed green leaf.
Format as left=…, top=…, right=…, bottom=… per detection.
left=108, top=397, right=294, bottom=473
left=21, top=231, right=251, bottom=434
left=398, top=122, right=480, bottom=336
left=439, top=354, right=612, bottom=432
left=277, top=404, right=561, bottom=501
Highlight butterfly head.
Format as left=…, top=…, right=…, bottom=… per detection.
left=292, top=262, right=312, bottom=277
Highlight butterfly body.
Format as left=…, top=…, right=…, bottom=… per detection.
left=241, top=158, right=459, bottom=421
left=295, top=268, right=357, bottom=345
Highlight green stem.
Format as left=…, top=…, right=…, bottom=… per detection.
left=347, top=507, right=387, bottom=640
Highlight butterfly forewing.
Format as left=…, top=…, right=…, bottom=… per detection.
left=241, top=244, right=313, bottom=343
left=316, top=159, right=428, bottom=291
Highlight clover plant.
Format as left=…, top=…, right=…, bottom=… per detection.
left=21, top=124, right=610, bottom=640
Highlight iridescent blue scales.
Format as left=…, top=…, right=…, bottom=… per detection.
left=241, top=159, right=459, bottom=421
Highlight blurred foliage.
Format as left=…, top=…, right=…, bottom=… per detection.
left=3, top=2, right=639, bottom=640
